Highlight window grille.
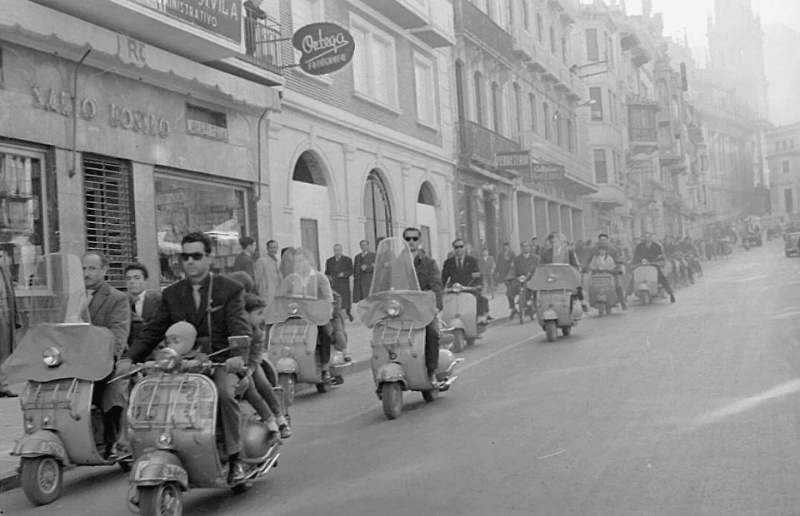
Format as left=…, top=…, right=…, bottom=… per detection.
left=83, top=154, right=136, bottom=287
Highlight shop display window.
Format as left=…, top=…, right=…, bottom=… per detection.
left=154, top=173, right=250, bottom=286
left=0, top=145, right=48, bottom=294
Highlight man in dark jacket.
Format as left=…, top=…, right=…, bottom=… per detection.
left=233, top=236, right=256, bottom=279
left=403, top=227, right=442, bottom=386
left=325, top=244, right=354, bottom=321
left=117, top=232, right=252, bottom=484
left=441, top=238, right=490, bottom=322
left=507, top=241, right=539, bottom=318
left=495, top=242, right=515, bottom=286
left=352, top=240, right=376, bottom=303
left=124, top=262, right=162, bottom=347
left=632, top=232, right=675, bottom=303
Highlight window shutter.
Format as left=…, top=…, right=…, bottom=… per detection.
left=83, top=154, right=136, bottom=287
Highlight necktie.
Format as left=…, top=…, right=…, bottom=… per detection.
left=192, top=284, right=202, bottom=310
left=135, top=294, right=144, bottom=318
left=457, top=259, right=462, bottom=270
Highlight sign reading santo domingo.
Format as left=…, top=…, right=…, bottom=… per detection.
left=293, top=22, right=355, bottom=76
left=133, top=0, right=242, bottom=43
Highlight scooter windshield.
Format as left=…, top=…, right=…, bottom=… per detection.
left=368, top=237, right=420, bottom=295
left=357, top=238, right=435, bottom=328
left=266, top=247, right=332, bottom=325
left=1, top=253, right=114, bottom=383
left=528, top=263, right=583, bottom=291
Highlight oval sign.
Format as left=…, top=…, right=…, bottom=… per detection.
left=292, top=22, right=355, bottom=76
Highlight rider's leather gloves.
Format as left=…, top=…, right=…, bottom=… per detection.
left=115, top=358, right=136, bottom=376
left=224, top=356, right=246, bottom=374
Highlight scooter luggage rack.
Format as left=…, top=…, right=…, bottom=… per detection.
left=130, top=375, right=211, bottom=431
left=375, top=320, right=416, bottom=346
left=274, top=320, right=313, bottom=352
left=21, top=378, right=81, bottom=414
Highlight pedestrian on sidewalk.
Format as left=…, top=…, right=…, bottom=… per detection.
left=0, top=244, right=20, bottom=398
left=479, top=248, right=496, bottom=298
left=233, top=236, right=256, bottom=279
left=352, top=240, right=375, bottom=304
left=325, top=244, right=354, bottom=322
left=495, top=242, right=515, bottom=294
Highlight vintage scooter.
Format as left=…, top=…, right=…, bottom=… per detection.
left=266, top=248, right=350, bottom=407
left=358, top=237, right=462, bottom=420
left=441, top=284, right=486, bottom=352
left=528, top=264, right=583, bottom=343
left=0, top=253, right=133, bottom=506
left=632, top=259, right=664, bottom=304
left=587, top=270, right=620, bottom=317
left=125, top=336, right=280, bottom=516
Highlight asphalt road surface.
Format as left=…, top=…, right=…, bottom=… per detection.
left=4, top=241, right=800, bottom=516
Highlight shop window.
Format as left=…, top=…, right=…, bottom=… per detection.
left=594, top=149, right=608, bottom=184
left=83, top=154, right=135, bottom=287
left=586, top=28, right=599, bottom=62
left=590, top=87, right=603, bottom=120
left=0, top=144, right=49, bottom=293
left=350, top=13, right=398, bottom=108
left=154, top=173, right=249, bottom=285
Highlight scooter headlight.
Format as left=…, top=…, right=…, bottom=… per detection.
left=547, top=275, right=556, bottom=283
left=281, top=346, right=293, bottom=358
left=451, top=283, right=462, bottom=293
left=42, top=347, right=62, bottom=367
left=386, top=300, right=402, bottom=317
left=155, top=347, right=180, bottom=372
left=157, top=432, right=174, bottom=449
left=288, top=302, right=300, bottom=315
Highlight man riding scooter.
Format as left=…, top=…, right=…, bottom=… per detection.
left=588, top=233, right=627, bottom=310
left=402, top=227, right=443, bottom=386
left=116, top=232, right=252, bottom=485
left=507, top=242, right=539, bottom=319
left=631, top=232, right=676, bottom=303
left=441, top=238, right=490, bottom=324
left=539, top=233, right=588, bottom=314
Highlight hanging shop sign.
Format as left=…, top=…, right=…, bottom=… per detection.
left=495, top=151, right=531, bottom=170
left=292, top=22, right=355, bottom=76
left=531, top=163, right=565, bottom=182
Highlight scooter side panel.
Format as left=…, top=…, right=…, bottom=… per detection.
left=536, top=290, right=573, bottom=327
left=18, top=379, right=104, bottom=465
left=269, top=321, right=320, bottom=384
left=128, top=374, right=222, bottom=489
left=633, top=266, right=659, bottom=293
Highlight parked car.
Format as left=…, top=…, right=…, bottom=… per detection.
left=785, top=232, right=800, bottom=257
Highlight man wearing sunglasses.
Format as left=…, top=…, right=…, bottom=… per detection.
left=118, top=232, right=252, bottom=485
left=403, top=227, right=443, bottom=386
left=441, top=238, right=490, bottom=324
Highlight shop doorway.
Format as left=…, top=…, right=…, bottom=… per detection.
left=364, top=170, right=393, bottom=249
left=292, top=151, right=330, bottom=265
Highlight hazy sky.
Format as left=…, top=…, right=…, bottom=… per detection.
left=627, top=0, right=800, bottom=46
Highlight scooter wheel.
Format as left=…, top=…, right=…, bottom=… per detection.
left=545, top=321, right=558, bottom=343
left=138, top=483, right=183, bottom=516
left=21, top=457, right=63, bottom=506
left=451, top=330, right=465, bottom=353
left=232, top=481, right=253, bottom=494
left=278, top=374, right=296, bottom=407
left=381, top=382, right=403, bottom=420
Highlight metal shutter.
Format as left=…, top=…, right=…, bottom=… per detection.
left=83, top=154, right=136, bottom=287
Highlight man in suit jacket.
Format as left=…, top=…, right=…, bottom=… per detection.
left=403, top=227, right=443, bottom=386
left=325, top=244, right=354, bottom=321
left=124, top=263, right=162, bottom=347
left=233, top=236, right=256, bottom=279
left=83, top=251, right=131, bottom=458
left=352, top=239, right=375, bottom=304
left=118, top=232, right=252, bottom=484
left=441, top=238, right=490, bottom=321
left=507, top=241, right=540, bottom=318
left=254, top=239, right=281, bottom=308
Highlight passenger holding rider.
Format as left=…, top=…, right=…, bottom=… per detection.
left=539, top=233, right=589, bottom=314
left=507, top=241, right=539, bottom=319
left=402, top=227, right=443, bottom=387
left=441, top=238, right=490, bottom=324
left=632, top=232, right=676, bottom=303
left=117, top=232, right=252, bottom=485
left=588, top=246, right=628, bottom=310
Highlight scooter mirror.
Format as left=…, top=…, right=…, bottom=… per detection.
left=228, top=335, right=251, bottom=348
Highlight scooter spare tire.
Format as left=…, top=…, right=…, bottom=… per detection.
left=381, top=382, right=403, bottom=420
left=21, top=456, right=63, bottom=506
left=138, top=482, right=183, bottom=516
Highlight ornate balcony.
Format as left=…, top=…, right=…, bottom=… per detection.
left=458, top=121, right=520, bottom=169
left=454, top=0, right=514, bottom=62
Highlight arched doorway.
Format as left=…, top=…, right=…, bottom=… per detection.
left=363, top=170, right=392, bottom=250
left=292, top=151, right=329, bottom=268
left=417, top=181, right=438, bottom=259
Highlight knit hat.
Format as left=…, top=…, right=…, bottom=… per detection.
left=165, top=321, right=197, bottom=344
left=244, top=292, right=267, bottom=312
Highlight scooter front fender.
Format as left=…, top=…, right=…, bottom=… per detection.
left=375, top=362, right=406, bottom=389
left=542, top=309, right=559, bottom=321
left=446, top=318, right=466, bottom=332
left=132, top=450, right=189, bottom=490
left=275, top=357, right=298, bottom=375
left=12, top=430, right=68, bottom=463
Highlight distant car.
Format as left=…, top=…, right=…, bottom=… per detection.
left=785, top=232, right=800, bottom=257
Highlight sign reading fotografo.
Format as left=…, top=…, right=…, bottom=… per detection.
left=131, top=0, right=242, bottom=43
left=531, top=163, right=566, bottom=182
left=292, top=23, right=355, bottom=76
left=496, top=151, right=531, bottom=170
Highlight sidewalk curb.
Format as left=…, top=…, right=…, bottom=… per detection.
left=0, top=466, right=19, bottom=493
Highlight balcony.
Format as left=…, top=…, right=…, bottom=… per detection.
left=31, top=0, right=244, bottom=62
left=549, top=0, right=579, bottom=23
left=409, top=1, right=455, bottom=47
left=454, top=0, right=515, bottom=62
left=458, top=121, right=520, bottom=169
left=519, top=132, right=596, bottom=194
left=588, top=184, right=627, bottom=207
left=208, top=16, right=283, bottom=86
left=360, top=0, right=428, bottom=29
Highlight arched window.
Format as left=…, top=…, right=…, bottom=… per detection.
left=417, top=181, right=436, bottom=206
left=364, top=171, right=393, bottom=249
left=474, top=71, right=484, bottom=126
left=292, top=151, right=327, bottom=185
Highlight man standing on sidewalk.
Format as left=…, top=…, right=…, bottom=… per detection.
left=0, top=245, right=19, bottom=397
left=325, top=244, right=354, bottom=322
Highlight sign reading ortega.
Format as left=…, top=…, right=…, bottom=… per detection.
left=293, top=23, right=355, bottom=76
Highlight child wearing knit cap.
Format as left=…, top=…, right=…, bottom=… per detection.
left=244, top=293, right=292, bottom=439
